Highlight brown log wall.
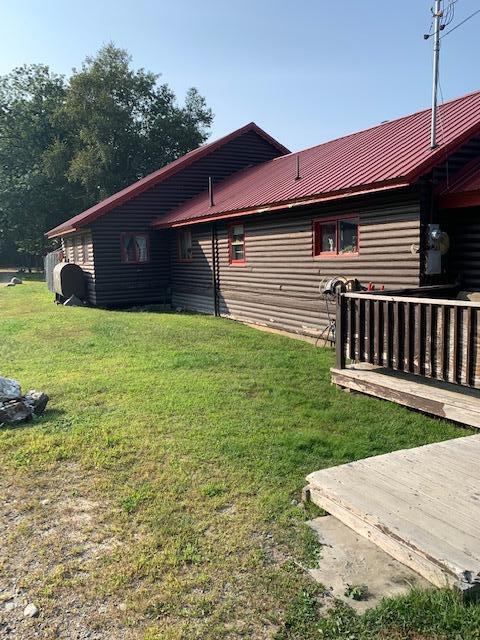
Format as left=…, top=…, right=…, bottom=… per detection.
left=88, top=130, right=282, bottom=306
left=171, top=193, right=422, bottom=337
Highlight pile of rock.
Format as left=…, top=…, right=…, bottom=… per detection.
left=0, top=377, right=49, bottom=426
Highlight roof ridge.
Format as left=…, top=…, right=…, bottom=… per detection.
left=277, top=87, right=480, bottom=159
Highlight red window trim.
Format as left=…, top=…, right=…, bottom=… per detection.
left=228, top=222, right=247, bottom=266
left=120, top=232, right=150, bottom=264
left=313, top=215, right=359, bottom=259
left=177, top=229, right=193, bottom=263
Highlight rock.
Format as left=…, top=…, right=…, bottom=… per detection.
left=24, top=603, right=39, bottom=618
left=0, top=377, right=21, bottom=401
left=0, top=592, right=14, bottom=603
left=24, top=390, right=49, bottom=416
left=10, top=277, right=22, bottom=285
left=4, top=601, right=15, bottom=612
left=63, top=295, right=84, bottom=306
left=117, top=602, right=127, bottom=612
left=0, top=400, right=32, bottom=424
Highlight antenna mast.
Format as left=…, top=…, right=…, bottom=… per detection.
left=430, top=0, right=443, bottom=149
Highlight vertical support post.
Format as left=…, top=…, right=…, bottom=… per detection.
left=336, top=292, right=346, bottom=370
left=211, top=222, right=219, bottom=317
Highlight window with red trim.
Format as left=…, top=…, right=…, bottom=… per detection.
left=121, top=233, right=149, bottom=263
left=178, top=229, right=193, bottom=261
left=228, top=223, right=246, bottom=264
left=313, top=217, right=358, bottom=257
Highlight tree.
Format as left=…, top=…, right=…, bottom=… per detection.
left=0, top=65, right=70, bottom=264
left=0, top=44, right=213, bottom=265
left=57, top=43, right=213, bottom=206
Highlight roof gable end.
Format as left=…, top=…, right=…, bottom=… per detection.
left=46, top=123, right=289, bottom=238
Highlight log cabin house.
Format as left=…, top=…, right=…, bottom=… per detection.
left=46, top=89, right=480, bottom=425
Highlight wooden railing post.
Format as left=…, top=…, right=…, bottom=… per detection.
left=336, top=292, right=346, bottom=370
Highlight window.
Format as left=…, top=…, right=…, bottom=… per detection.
left=73, top=235, right=87, bottom=263
left=228, top=223, right=246, bottom=265
left=314, top=216, right=359, bottom=257
left=121, top=233, right=149, bottom=263
left=63, top=238, right=72, bottom=261
left=80, top=235, right=89, bottom=263
left=178, top=229, right=193, bottom=261
left=72, top=237, right=79, bottom=263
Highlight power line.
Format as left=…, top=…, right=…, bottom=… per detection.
left=441, top=7, right=480, bottom=38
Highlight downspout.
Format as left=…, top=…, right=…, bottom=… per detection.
left=211, top=222, right=219, bottom=317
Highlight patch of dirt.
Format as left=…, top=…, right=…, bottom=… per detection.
left=0, top=464, right=131, bottom=639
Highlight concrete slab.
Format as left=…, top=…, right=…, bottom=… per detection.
left=308, top=516, right=428, bottom=613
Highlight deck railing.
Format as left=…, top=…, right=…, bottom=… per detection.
left=336, top=286, right=480, bottom=389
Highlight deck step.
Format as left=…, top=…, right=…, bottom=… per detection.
left=306, top=436, right=480, bottom=594
left=331, top=365, right=480, bottom=428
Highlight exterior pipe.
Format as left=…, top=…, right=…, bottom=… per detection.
left=430, top=0, right=442, bottom=149
left=211, top=221, right=219, bottom=316
left=209, top=176, right=214, bottom=207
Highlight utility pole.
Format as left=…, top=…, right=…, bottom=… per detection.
left=430, top=0, right=443, bottom=149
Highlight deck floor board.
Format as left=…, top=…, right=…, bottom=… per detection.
left=331, top=365, right=480, bottom=428
left=307, top=435, right=480, bottom=592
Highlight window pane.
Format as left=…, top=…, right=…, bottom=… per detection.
left=136, top=236, right=148, bottom=262
left=230, top=224, right=245, bottom=262
left=179, top=230, right=192, bottom=260
left=321, top=222, right=337, bottom=253
left=233, top=245, right=244, bottom=261
left=123, top=235, right=148, bottom=263
left=339, top=220, right=358, bottom=253
left=232, top=224, right=244, bottom=243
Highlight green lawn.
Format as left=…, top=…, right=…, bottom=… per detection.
left=0, top=281, right=478, bottom=639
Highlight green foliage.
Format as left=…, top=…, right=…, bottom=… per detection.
left=274, top=586, right=323, bottom=639
left=315, top=588, right=480, bottom=639
left=0, top=44, right=213, bottom=264
left=344, top=583, right=369, bottom=601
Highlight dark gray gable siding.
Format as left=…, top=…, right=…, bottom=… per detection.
left=88, top=131, right=284, bottom=306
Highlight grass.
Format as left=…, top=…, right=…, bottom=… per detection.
left=0, top=282, right=478, bottom=639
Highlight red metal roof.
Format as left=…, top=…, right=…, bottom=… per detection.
left=45, top=123, right=289, bottom=238
left=438, top=155, right=480, bottom=208
left=153, top=89, right=480, bottom=228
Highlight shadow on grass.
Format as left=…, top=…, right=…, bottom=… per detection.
left=0, top=408, right=66, bottom=431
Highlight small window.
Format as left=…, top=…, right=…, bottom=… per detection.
left=178, top=229, right=193, bottom=261
left=314, top=217, right=358, bottom=257
left=121, top=233, right=149, bottom=263
left=72, top=238, right=79, bottom=263
left=81, top=235, right=89, bottom=263
left=74, top=235, right=87, bottom=263
left=63, top=238, right=71, bottom=261
left=229, top=223, right=246, bottom=265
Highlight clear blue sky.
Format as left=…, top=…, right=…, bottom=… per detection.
left=1, top=1, right=479, bottom=151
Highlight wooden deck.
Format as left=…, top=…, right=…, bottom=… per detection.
left=306, top=435, right=480, bottom=594
left=332, top=364, right=480, bottom=428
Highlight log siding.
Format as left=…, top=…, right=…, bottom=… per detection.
left=62, top=230, right=96, bottom=305
left=171, top=192, right=422, bottom=337
left=86, top=130, right=283, bottom=307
